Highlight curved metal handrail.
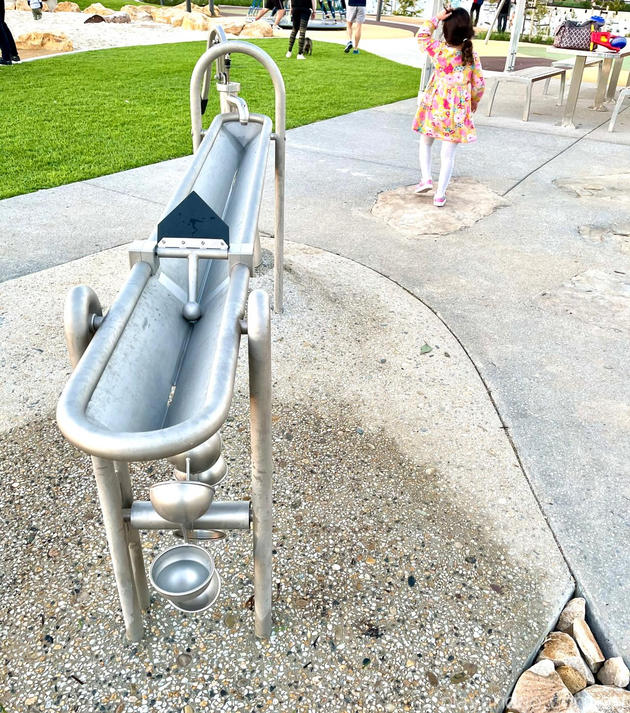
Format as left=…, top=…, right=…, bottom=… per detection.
left=56, top=263, right=250, bottom=462
left=190, top=39, right=286, bottom=313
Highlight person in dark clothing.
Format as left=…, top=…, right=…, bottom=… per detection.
left=0, top=0, right=20, bottom=66
left=286, top=0, right=315, bottom=59
left=470, top=0, right=483, bottom=26
left=497, top=0, right=510, bottom=32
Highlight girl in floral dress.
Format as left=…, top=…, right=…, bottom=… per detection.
left=413, top=7, right=485, bottom=207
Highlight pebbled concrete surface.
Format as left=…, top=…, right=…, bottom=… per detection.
left=0, top=240, right=572, bottom=712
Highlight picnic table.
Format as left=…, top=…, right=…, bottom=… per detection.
left=551, top=45, right=630, bottom=129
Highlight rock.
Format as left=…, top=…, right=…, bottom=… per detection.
left=54, top=1, right=80, bottom=10
left=574, top=686, right=630, bottom=713
left=372, top=179, right=507, bottom=238
left=16, top=0, right=31, bottom=11
left=103, top=11, right=130, bottom=22
left=16, top=31, right=73, bottom=51
left=84, top=13, right=105, bottom=21
left=221, top=20, right=244, bottom=35
left=557, top=666, right=588, bottom=695
left=120, top=4, right=152, bottom=19
left=180, top=12, right=209, bottom=30
left=537, top=632, right=594, bottom=686
left=558, top=598, right=586, bottom=635
left=240, top=19, right=273, bottom=37
left=573, top=619, right=605, bottom=673
left=5, top=0, right=16, bottom=9
left=148, top=6, right=177, bottom=22
left=509, top=663, right=579, bottom=713
left=597, top=658, right=630, bottom=688
left=83, top=2, right=114, bottom=13
left=169, top=11, right=185, bottom=26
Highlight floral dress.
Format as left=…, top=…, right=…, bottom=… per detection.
left=412, top=17, right=485, bottom=143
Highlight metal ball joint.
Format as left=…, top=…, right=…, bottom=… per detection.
left=183, top=301, right=202, bottom=322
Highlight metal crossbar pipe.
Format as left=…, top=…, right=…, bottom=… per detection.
left=57, top=263, right=250, bottom=462
left=126, top=500, right=251, bottom=531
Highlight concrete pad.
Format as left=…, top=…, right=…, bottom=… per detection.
left=253, top=102, right=630, bottom=662
left=0, top=239, right=571, bottom=712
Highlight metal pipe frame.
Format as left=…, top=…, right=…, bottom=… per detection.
left=127, top=500, right=251, bottom=531
left=248, top=289, right=273, bottom=638
left=190, top=40, right=286, bottom=314
left=57, top=262, right=250, bottom=462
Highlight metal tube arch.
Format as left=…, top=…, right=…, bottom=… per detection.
left=56, top=263, right=250, bottom=462
left=190, top=41, right=285, bottom=312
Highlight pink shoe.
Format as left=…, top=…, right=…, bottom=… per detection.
left=433, top=195, right=447, bottom=207
left=414, top=179, right=433, bottom=194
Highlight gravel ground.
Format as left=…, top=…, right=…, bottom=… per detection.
left=0, top=242, right=572, bottom=712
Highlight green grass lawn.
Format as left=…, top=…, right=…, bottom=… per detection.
left=0, top=40, right=419, bottom=200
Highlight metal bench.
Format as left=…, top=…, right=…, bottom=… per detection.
left=543, top=55, right=603, bottom=97
left=56, top=33, right=286, bottom=642
left=485, top=65, right=567, bottom=121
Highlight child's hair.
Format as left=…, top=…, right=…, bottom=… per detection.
left=443, top=8, right=475, bottom=65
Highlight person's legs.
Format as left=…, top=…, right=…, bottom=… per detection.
left=419, top=135, right=434, bottom=184
left=436, top=140, right=457, bottom=198
left=471, top=3, right=479, bottom=25
left=288, top=8, right=301, bottom=51
left=353, top=20, right=362, bottom=48
left=297, top=8, right=309, bottom=55
left=273, top=7, right=285, bottom=25
left=255, top=6, right=269, bottom=20
left=498, top=12, right=507, bottom=32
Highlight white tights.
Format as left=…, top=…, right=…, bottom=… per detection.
left=419, top=135, right=458, bottom=198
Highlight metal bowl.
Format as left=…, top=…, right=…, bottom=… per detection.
left=175, top=453, right=228, bottom=487
left=170, top=569, right=221, bottom=613
left=149, top=480, right=214, bottom=525
left=174, top=529, right=226, bottom=541
left=149, top=543, right=215, bottom=604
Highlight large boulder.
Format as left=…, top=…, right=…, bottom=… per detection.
left=54, top=1, right=81, bottom=10
left=221, top=20, right=244, bottom=35
left=574, top=686, right=630, bottom=713
left=508, top=660, right=579, bottom=713
left=149, top=6, right=177, bottom=22
left=180, top=11, right=209, bottom=30
left=240, top=19, right=273, bottom=37
left=16, top=31, right=73, bottom=51
left=83, top=2, right=115, bottom=14
left=120, top=4, right=153, bottom=19
left=536, top=631, right=594, bottom=690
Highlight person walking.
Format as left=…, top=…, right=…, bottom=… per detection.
left=255, top=0, right=286, bottom=30
left=470, top=0, right=483, bottom=26
left=285, top=0, right=315, bottom=59
left=412, top=7, right=485, bottom=207
left=0, top=0, right=20, bottom=66
left=497, top=0, right=510, bottom=33
left=344, top=0, right=365, bottom=54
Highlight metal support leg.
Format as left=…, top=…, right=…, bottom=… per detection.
left=523, top=83, right=533, bottom=122
left=561, top=55, right=586, bottom=128
left=92, top=457, right=143, bottom=642
left=606, top=56, right=623, bottom=103
left=558, top=72, right=565, bottom=107
left=592, top=58, right=613, bottom=111
left=248, top=289, right=273, bottom=638
left=253, top=230, right=262, bottom=270
left=486, top=79, right=499, bottom=117
left=114, top=462, right=150, bottom=610
left=274, top=132, right=285, bottom=314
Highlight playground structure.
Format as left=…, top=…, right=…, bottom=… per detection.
left=56, top=28, right=285, bottom=642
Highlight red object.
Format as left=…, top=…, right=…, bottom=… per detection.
left=590, top=31, right=627, bottom=52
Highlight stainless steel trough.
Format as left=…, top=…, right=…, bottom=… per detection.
left=56, top=35, right=283, bottom=642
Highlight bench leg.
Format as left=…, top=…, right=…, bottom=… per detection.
left=486, top=79, right=499, bottom=117
left=523, top=83, right=533, bottom=122
left=557, top=71, right=565, bottom=107
left=543, top=77, right=551, bottom=96
left=608, top=90, right=629, bottom=133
